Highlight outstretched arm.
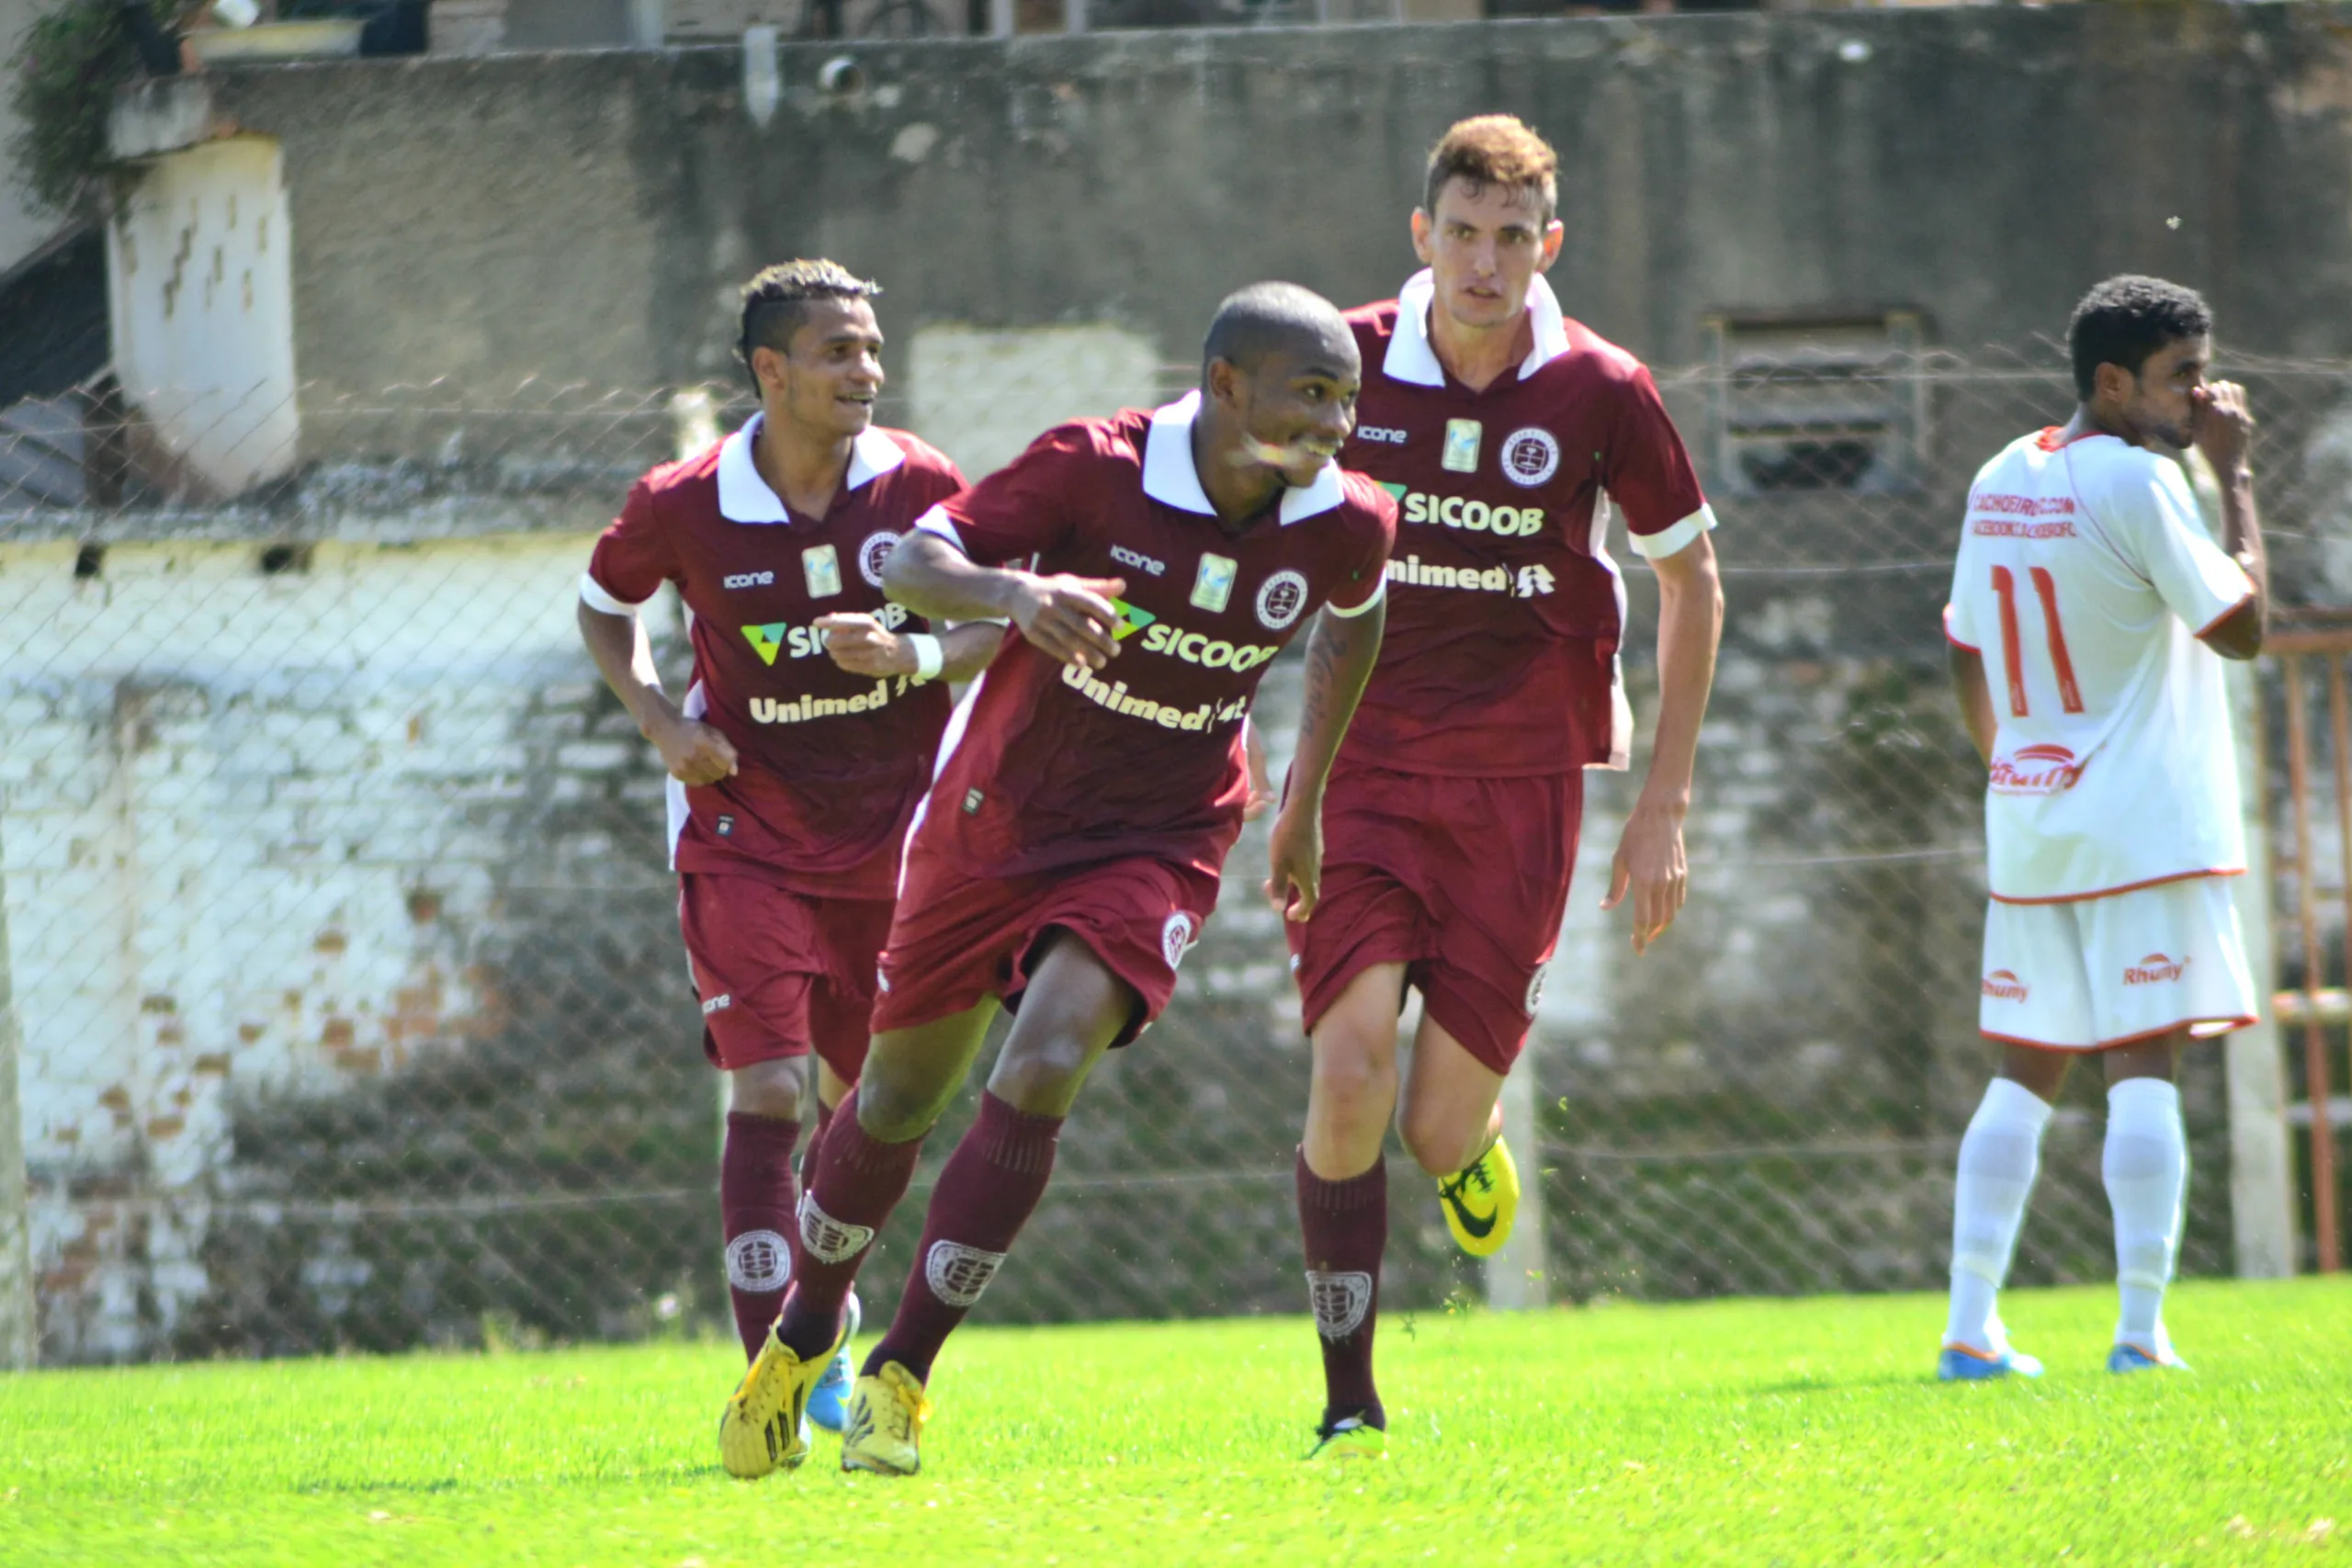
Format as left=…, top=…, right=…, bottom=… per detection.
left=884, top=531, right=1125, bottom=671
left=1265, top=594, right=1386, bottom=923
left=576, top=598, right=738, bottom=785
left=1602, top=532, right=1723, bottom=955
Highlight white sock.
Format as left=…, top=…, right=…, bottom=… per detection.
left=1945, top=1077, right=2052, bottom=1352
left=2104, top=1077, right=2188, bottom=1349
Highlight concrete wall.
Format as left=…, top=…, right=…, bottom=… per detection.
left=160, top=6, right=2352, bottom=445
left=106, top=136, right=300, bottom=498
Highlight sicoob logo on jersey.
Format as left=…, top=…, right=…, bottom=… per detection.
left=857, top=531, right=899, bottom=588
left=1502, top=427, right=1561, bottom=488
left=1255, top=570, right=1308, bottom=631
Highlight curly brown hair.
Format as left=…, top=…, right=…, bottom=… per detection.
left=735, top=259, right=882, bottom=381
left=1423, top=115, right=1558, bottom=224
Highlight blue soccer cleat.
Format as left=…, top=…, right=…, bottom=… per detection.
left=1938, top=1342, right=2044, bottom=1382
left=805, top=1290, right=862, bottom=1435
left=2108, top=1340, right=2191, bottom=1374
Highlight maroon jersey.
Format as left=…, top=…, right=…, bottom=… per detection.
left=1339, top=271, right=1713, bottom=777
left=912, top=393, right=1395, bottom=880
left=584, top=417, right=966, bottom=899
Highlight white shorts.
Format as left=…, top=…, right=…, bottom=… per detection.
left=1979, top=876, right=2257, bottom=1052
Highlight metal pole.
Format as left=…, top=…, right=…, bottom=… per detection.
left=2225, top=657, right=2295, bottom=1277
left=2283, top=654, right=2340, bottom=1270
left=1484, top=1032, right=1548, bottom=1310
left=0, top=850, right=37, bottom=1368
left=2319, top=656, right=2351, bottom=1271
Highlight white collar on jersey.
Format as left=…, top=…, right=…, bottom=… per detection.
left=1140, top=390, right=1346, bottom=526
left=714, top=412, right=906, bottom=525
left=1381, top=268, right=1572, bottom=389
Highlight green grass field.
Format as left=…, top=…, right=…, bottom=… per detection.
left=3, top=1280, right=2345, bottom=1566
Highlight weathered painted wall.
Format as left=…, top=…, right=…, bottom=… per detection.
left=154, top=6, right=2352, bottom=444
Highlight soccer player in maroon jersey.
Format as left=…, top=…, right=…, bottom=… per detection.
left=576, top=260, right=1000, bottom=1478
left=720, top=282, right=1396, bottom=1478
left=1286, top=116, right=1725, bottom=1457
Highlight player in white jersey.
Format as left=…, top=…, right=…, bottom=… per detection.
left=1937, top=276, right=2266, bottom=1381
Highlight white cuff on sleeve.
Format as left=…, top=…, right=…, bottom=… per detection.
left=1630, top=504, right=1718, bottom=561
left=1325, top=576, right=1387, bottom=618
left=912, top=503, right=972, bottom=557
left=579, top=572, right=649, bottom=616
left=907, top=633, right=944, bottom=682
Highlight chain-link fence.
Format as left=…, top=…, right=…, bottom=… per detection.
left=3, top=348, right=2347, bottom=1362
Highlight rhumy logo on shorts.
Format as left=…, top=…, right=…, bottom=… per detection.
left=1981, top=969, right=2030, bottom=1001
left=2123, top=953, right=2188, bottom=986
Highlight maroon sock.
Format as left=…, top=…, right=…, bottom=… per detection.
left=864, top=1093, right=1062, bottom=1386
left=799, top=1097, right=835, bottom=1208
left=774, top=1089, right=925, bottom=1361
left=1297, top=1148, right=1386, bottom=1428
left=719, top=1111, right=801, bottom=1361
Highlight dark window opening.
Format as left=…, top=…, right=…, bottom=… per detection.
left=73, top=543, right=104, bottom=579
left=1702, top=312, right=1928, bottom=496
left=259, top=544, right=314, bottom=576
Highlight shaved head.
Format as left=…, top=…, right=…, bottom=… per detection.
left=1201, top=282, right=1355, bottom=381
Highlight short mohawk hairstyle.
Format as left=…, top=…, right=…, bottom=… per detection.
left=1424, top=114, right=1559, bottom=224
left=2067, top=274, right=2211, bottom=400
left=736, top=259, right=882, bottom=381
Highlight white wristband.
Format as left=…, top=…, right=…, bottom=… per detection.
left=908, top=633, right=944, bottom=683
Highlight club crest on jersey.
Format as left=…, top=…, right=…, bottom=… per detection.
left=1255, top=570, right=1309, bottom=631
left=1502, top=427, right=1562, bottom=488
left=924, top=1241, right=1008, bottom=1308
left=857, top=531, right=900, bottom=588
left=1193, top=553, right=1238, bottom=613
left=1162, top=910, right=1196, bottom=970
left=802, top=543, right=842, bottom=598
left=1442, top=419, right=1482, bottom=474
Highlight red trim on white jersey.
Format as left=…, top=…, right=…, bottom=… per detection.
left=1986, top=865, right=2245, bottom=907
left=2194, top=590, right=2258, bottom=640
left=1942, top=604, right=1980, bottom=653
left=1981, top=1012, right=2257, bottom=1054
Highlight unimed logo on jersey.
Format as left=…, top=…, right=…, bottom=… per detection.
left=1982, top=970, right=2030, bottom=1001
left=1387, top=556, right=1555, bottom=599
left=2124, top=953, right=2189, bottom=986
left=1989, top=743, right=2086, bottom=795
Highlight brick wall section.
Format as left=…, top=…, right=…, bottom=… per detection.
left=0, top=532, right=694, bottom=1359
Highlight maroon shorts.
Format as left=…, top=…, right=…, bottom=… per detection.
left=871, top=835, right=1220, bottom=1048
left=678, top=871, right=895, bottom=1080
left=1287, top=763, right=1582, bottom=1075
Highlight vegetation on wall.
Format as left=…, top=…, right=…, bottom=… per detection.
left=6, top=0, right=180, bottom=220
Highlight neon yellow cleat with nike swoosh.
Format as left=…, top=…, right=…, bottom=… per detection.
left=1437, top=1134, right=1518, bottom=1258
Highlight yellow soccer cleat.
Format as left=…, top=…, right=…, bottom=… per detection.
left=718, top=1323, right=838, bottom=1480
left=1306, top=1415, right=1387, bottom=1461
left=840, top=1360, right=933, bottom=1477
left=1437, top=1133, right=1519, bottom=1258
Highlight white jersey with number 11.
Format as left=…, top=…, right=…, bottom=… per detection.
left=1944, top=428, right=2255, bottom=905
